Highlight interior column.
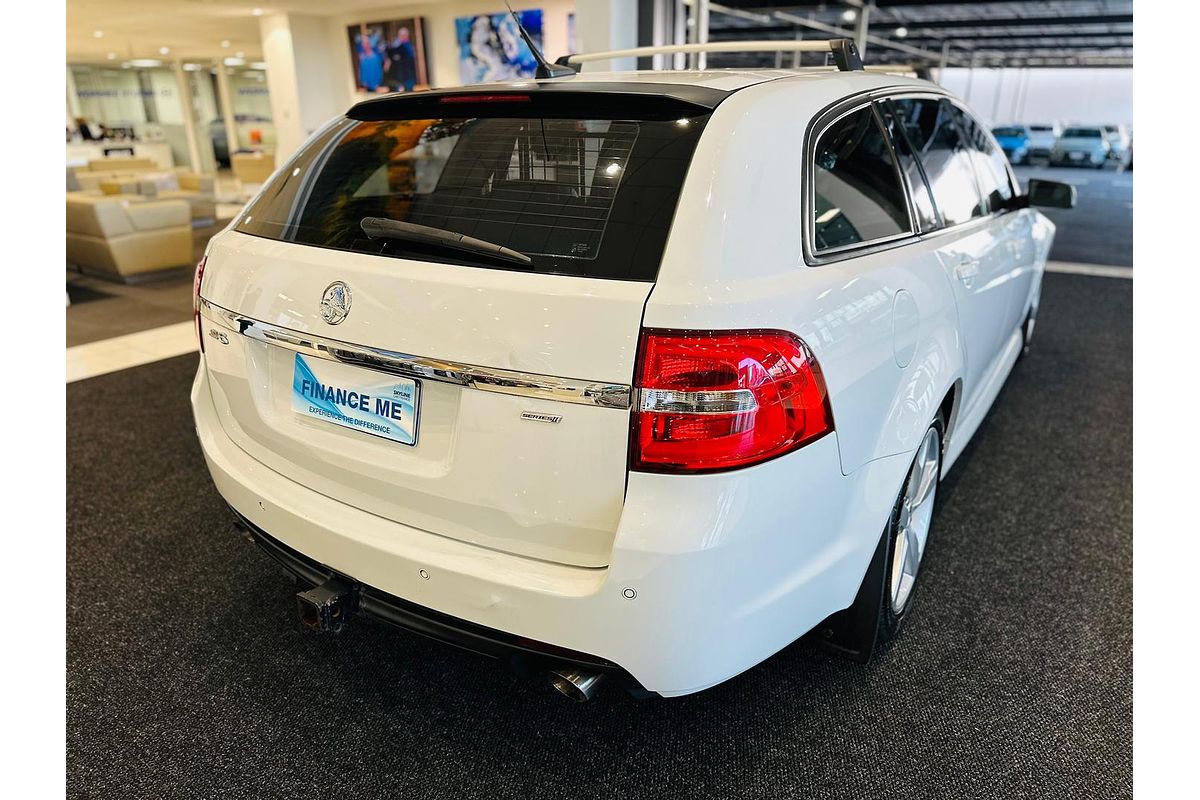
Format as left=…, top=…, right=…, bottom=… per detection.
left=258, top=11, right=353, bottom=163
left=574, top=0, right=639, bottom=72
left=215, top=61, right=241, bottom=156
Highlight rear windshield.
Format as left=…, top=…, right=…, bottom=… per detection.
left=1029, top=125, right=1053, bottom=132
left=991, top=127, right=1025, bottom=138
left=235, top=107, right=710, bottom=281
left=1062, top=127, right=1103, bottom=138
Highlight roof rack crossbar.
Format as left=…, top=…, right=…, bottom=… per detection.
left=555, top=39, right=864, bottom=72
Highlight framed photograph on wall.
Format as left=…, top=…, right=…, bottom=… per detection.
left=455, top=10, right=544, bottom=85
left=348, top=18, right=431, bottom=93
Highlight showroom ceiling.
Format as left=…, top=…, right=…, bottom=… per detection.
left=66, top=0, right=1133, bottom=68
left=65, top=0, right=399, bottom=63
left=706, top=0, right=1134, bottom=68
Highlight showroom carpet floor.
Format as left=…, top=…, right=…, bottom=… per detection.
left=66, top=272, right=1132, bottom=799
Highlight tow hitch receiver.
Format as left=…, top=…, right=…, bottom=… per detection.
left=296, top=579, right=358, bottom=634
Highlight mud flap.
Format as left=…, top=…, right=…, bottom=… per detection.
left=815, top=525, right=888, bottom=663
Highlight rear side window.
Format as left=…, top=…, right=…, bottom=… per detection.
left=811, top=106, right=911, bottom=252
left=877, top=100, right=939, bottom=232
left=956, top=108, right=1015, bottom=212
left=235, top=105, right=710, bottom=281
left=893, top=97, right=985, bottom=226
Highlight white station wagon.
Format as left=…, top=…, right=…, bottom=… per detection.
left=191, top=38, right=1075, bottom=700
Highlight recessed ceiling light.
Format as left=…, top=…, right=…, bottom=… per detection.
left=894, top=26, right=909, bottom=38
left=93, top=30, right=104, bottom=38
left=159, top=46, right=170, bottom=55
left=221, top=40, right=231, bottom=48
left=841, top=9, right=857, bottom=23
left=106, top=52, right=116, bottom=60
left=252, top=7, right=264, bottom=16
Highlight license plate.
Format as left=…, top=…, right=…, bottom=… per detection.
left=291, top=353, right=419, bottom=446
left=1069, top=152, right=1083, bottom=160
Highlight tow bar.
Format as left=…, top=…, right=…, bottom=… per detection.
left=296, top=578, right=358, bottom=634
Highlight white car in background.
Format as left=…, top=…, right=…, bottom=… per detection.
left=191, top=39, right=1075, bottom=700
left=1102, top=124, right=1131, bottom=163
left=1027, top=123, right=1061, bottom=160
left=1051, top=126, right=1112, bottom=168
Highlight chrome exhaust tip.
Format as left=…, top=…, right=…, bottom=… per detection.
left=547, top=667, right=605, bottom=702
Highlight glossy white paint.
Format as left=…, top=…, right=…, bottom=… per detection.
left=192, top=68, right=1055, bottom=696
left=201, top=233, right=650, bottom=568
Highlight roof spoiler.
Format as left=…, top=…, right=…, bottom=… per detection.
left=554, top=38, right=865, bottom=72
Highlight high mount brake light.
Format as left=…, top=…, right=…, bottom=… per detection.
left=630, top=329, right=834, bottom=473
left=193, top=256, right=206, bottom=353
left=437, top=94, right=532, bottom=104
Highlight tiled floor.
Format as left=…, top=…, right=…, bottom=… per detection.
left=66, top=213, right=233, bottom=347
left=1045, top=260, right=1132, bottom=279
left=66, top=321, right=198, bottom=383
left=66, top=270, right=194, bottom=346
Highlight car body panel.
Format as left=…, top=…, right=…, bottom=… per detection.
left=199, top=231, right=652, bottom=568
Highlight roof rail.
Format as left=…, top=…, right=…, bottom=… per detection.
left=555, top=39, right=865, bottom=72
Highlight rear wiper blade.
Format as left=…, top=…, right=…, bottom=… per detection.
left=360, top=217, right=533, bottom=266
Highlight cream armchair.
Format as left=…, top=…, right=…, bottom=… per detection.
left=66, top=195, right=193, bottom=280
left=99, top=171, right=217, bottom=225
left=231, top=151, right=275, bottom=198
left=68, top=157, right=160, bottom=192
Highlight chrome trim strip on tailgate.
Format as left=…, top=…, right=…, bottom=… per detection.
left=200, top=300, right=632, bottom=409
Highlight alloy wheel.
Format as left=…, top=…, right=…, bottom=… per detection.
left=890, top=426, right=941, bottom=614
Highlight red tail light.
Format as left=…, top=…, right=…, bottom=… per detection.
left=193, top=256, right=207, bottom=352
left=630, top=329, right=834, bottom=474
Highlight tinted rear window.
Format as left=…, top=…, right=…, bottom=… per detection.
left=812, top=106, right=911, bottom=252
left=991, top=127, right=1025, bottom=138
left=235, top=107, right=710, bottom=281
left=1063, top=128, right=1103, bottom=138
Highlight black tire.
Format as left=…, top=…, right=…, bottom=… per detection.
left=1019, top=306, right=1037, bottom=359
left=820, top=415, right=946, bottom=661
left=875, top=415, right=945, bottom=645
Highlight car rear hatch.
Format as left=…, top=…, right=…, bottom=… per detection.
left=197, top=88, right=717, bottom=568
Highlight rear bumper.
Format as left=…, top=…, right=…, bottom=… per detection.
left=1051, top=151, right=1105, bottom=165
left=234, top=510, right=646, bottom=687
left=192, top=360, right=910, bottom=696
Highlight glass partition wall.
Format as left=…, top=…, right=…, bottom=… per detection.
left=68, top=61, right=273, bottom=174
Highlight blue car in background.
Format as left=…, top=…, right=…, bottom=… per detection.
left=992, top=125, right=1032, bottom=165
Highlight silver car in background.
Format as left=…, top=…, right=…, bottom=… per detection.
left=1050, top=126, right=1110, bottom=168
left=1102, top=124, right=1131, bottom=163
left=1027, top=123, right=1060, bottom=160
